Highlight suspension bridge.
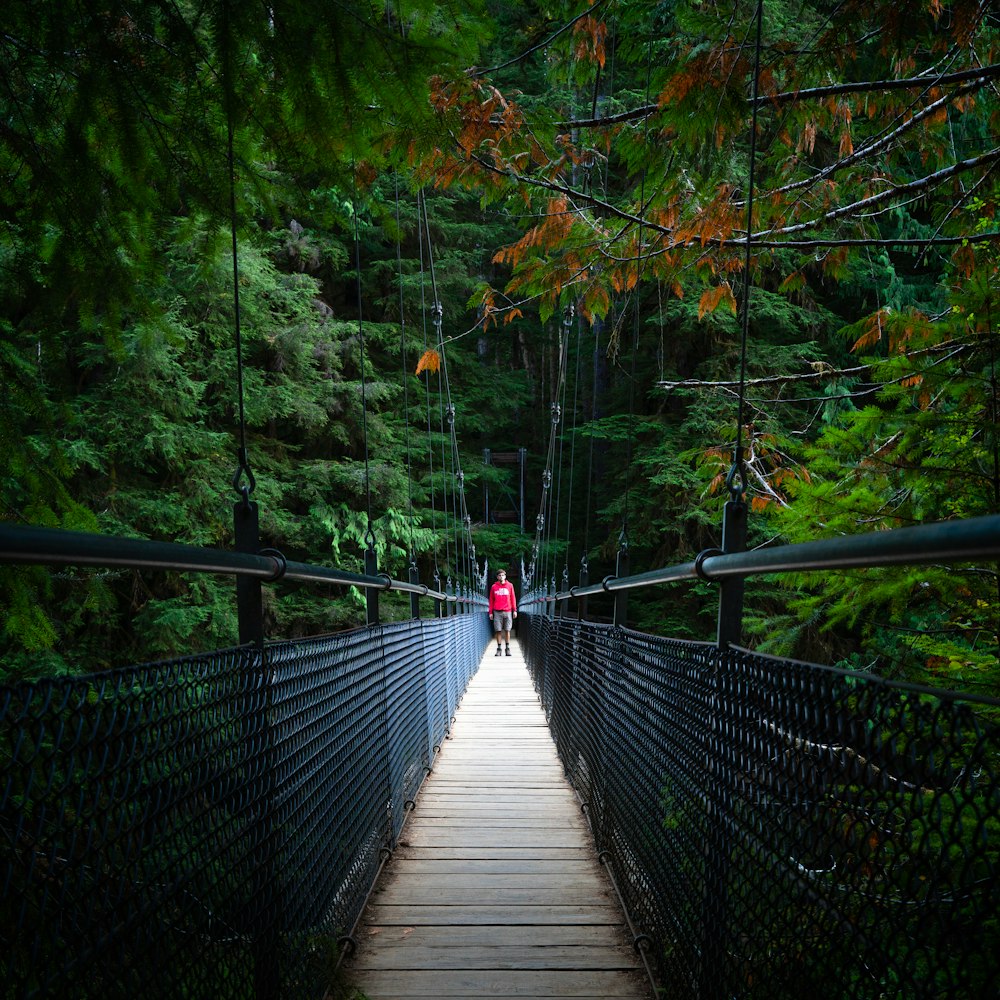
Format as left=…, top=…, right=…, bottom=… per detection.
left=3, top=6, right=1000, bottom=994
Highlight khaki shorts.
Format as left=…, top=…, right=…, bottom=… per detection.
left=493, top=611, right=513, bottom=632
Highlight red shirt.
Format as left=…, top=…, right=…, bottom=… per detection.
left=489, top=580, right=517, bottom=613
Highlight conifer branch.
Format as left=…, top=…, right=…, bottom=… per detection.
left=754, top=146, right=1000, bottom=239
left=757, top=80, right=983, bottom=202
left=555, top=62, right=1000, bottom=130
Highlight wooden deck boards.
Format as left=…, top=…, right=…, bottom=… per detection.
left=346, top=640, right=650, bottom=1000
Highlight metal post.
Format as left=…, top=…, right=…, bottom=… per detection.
left=613, top=545, right=629, bottom=627
left=558, top=566, right=570, bottom=618
left=483, top=447, right=491, bottom=524
left=578, top=558, right=589, bottom=621
left=716, top=500, right=747, bottom=648
left=518, top=447, right=527, bottom=533
left=409, top=560, right=421, bottom=619
left=365, top=543, right=379, bottom=626
left=233, top=498, right=279, bottom=1000
left=433, top=570, right=442, bottom=618
left=234, top=500, right=264, bottom=648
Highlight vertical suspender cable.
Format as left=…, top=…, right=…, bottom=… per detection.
left=418, top=196, right=449, bottom=581
left=395, top=174, right=417, bottom=562
left=421, top=192, right=475, bottom=599
left=612, top=38, right=653, bottom=624
left=352, top=189, right=380, bottom=625
left=716, top=0, right=764, bottom=649
left=561, top=307, right=583, bottom=595
left=395, top=175, right=423, bottom=616
left=226, top=70, right=253, bottom=503
left=731, top=1, right=764, bottom=496
left=353, top=199, right=375, bottom=541
left=417, top=192, right=440, bottom=591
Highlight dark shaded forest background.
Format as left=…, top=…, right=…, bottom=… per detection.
left=2, top=0, right=998, bottom=694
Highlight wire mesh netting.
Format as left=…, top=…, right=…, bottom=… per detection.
left=521, top=614, right=1000, bottom=1000
left=0, top=614, right=491, bottom=999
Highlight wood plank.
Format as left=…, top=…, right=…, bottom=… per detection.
left=373, top=885, right=611, bottom=906
left=371, top=872, right=606, bottom=890
left=351, top=945, right=637, bottom=971
left=359, top=925, right=622, bottom=949
left=395, top=846, right=592, bottom=861
left=388, top=859, right=601, bottom=875
left=362, top=904, right=624, bottom=926
left=353, top=970, right=647, bottom=996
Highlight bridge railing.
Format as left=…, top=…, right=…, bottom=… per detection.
left=521, top=512, right=1000, bottom=637
left=516, top=512, right=1000, bottom=997
left=519, top=619, right=1000, bottom=1000
left=0, top=522, right=485, bottom=610
left=1, top=615, right=492, bottom=999
left=0, top=523, right=492, bottom=999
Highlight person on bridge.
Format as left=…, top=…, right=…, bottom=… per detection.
left=488, top=569, right=517, bottom=656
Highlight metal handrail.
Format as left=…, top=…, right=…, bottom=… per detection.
left=519, top=513, right=1000, bottom=606
left=0, top=523, right=486, bottom=604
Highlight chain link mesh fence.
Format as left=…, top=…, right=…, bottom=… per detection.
left=521, top=614, right=1000, bottom=1000
left=1, top=614, right=491, bottom=999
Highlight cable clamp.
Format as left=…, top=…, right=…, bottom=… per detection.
left=725, top=446, right=746, bottom=501
left=259, top=548, right=287, bottom=582
left=601, top=575, right=616, bottom=592
left=378, top=572, right=393, bottom=591
left=232, top=447, right=256, bottom=494
left=694, top=548, right=723, bottom=581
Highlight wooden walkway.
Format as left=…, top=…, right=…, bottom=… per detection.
left=346, top=638, right=650, bottom=1000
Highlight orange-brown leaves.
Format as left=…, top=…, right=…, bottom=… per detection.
left=849, top=307, right=937, bottom=355
left=415, top=349, right=440, bottom=376
left=573, top=16, right=607, bottom=69
left=698, top=282, right=737, bottom=319
left=493, top=197, right=575, bottom=269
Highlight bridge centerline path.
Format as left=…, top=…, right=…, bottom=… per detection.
left=346, top=638, right=651, bottom=999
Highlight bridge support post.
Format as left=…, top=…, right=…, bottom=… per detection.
left=409, top=560, right=421, bottom=619
left=234, top=500, right=264, bottom=648
left=578, top=559, right=589, bottom=621
left=233, top=499, right=280, bottom=1000
left=613, top=545, right=629, bottom=628
left=365, top=543, right=379, bottom=626
left=715, top=499, right=747, bottom=648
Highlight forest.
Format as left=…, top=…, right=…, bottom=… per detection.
left=2, top=0, right=999, bottom=695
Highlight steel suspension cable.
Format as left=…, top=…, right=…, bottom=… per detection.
left=526, top=309, right=573, bottom=592
left=417, top=192, right=441, bottom=587
left=618, top=38, right=654, bottom=560
left=394, top=174, right=417, bottom=563
left=551, top=307, right=573, bottom=591
left=561, top=305, right=584, bottom=592
left=581, top=322, right=599, bottom=579
left=423, top=233, right=452, bottom=587
left=222, top=7, right=254, bottom=504
left=352, top=195, right=376, bottom=545
left=730, top=0, right=765, bottom=498
left=419, top=192, right=478, bottom=594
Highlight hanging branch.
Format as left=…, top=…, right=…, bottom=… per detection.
left=553, top=62, right=1000, bottom=129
